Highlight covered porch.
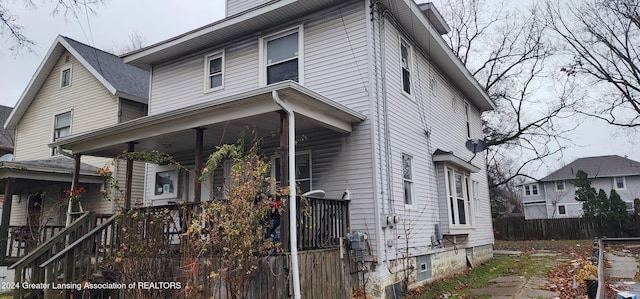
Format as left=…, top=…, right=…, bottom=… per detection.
left=0, top=157, right=103, bottom=265
left=49, top=81, right=366, bottom=248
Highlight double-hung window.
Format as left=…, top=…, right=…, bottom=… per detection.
left=555, top=180, right=565, bottom=192
left=272, top=151, right=312, bottom=193
left=445, top=168, right=471, bottom=226
left=53, top=112, right=71, bottom=140
left=614, top=176, right=626, bottom=190
left=262, top=26, right=302, bottom=85
left=52, top=111, right=71, bottom=155
left=205, top=52, right=224, bottom=90
left=400, top=40, right=412, bottom=95
left=403, top=154, right=414, bottom=205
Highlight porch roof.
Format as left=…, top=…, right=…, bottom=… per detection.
left=0, top=156, right=102, bottom=183
left=49, top=81, right=366, bottom=158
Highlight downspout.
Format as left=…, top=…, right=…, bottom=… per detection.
left=272, top=90, right=301, bottom=299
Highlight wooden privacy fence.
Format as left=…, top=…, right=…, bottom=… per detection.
left=493, top=217, right=597, bottom=240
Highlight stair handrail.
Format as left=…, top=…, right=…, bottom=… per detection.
left=39, top=213, right=118, bottom=268
left=8, top=211, right=92, bottom=270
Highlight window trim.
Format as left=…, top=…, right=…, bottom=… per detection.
left=557, top=204, right=567, bottom=215
left=402, top=153, right=414, bottom=206
left=259, top=25, right=304, bottom=86
left=400, top=38, right=413, bottom=97
left=464, top=102, right=471, bottom=138
left=271, top=150, right=312, bottom=193
left=444, top=166, right=472, bottom=228
left=524, top=183, right=539, bottom=196
left=555, top=180, right=566, bottom=192
left=614, top=176, right=626, bottom=190
left=151, top=165, right=179, bottom=200
left=472, top=180, right=481, bottom=217
left=204, top=51, right=225, bottom=92
left=60, top=64, right=73, bottom=88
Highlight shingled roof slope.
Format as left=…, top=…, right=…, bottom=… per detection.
left=540, top=155, right=640, bottom=181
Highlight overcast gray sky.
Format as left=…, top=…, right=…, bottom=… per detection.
left=0, top=0, right=638, bottom=178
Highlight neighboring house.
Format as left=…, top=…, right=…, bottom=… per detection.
left=0, top=106, right=15, bottom=159
left=522, top=155, right=640, bottom=220
left=0, top=35, right=149, bottom=266
left=51, top=0, right=495, bottom=297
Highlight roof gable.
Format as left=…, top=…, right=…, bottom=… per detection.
left=4, top=35, right=149, bottom=129
left=540, top=155, right=640, bottom=181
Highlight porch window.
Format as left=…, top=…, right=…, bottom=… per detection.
left=400, top=40, right=412, bottom=95
left=205, top=52, right=224, bottom=90
left=61, top=65, right=72, bottom=87
left=402, top=154, right=413, bottom=205
left=445, top=167, right=471, bottom=226
left=261, top=26, right=302, bottom=85
left=153, top=166, right=178, bottom=199
left=272, top=151, right=311, bottom=193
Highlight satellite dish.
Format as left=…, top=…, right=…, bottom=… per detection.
left=0, top=154, right=13, bottom=161
left=465, top=139, right=487, bottom=153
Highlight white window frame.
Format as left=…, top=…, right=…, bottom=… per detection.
left=614, top=176, right=626, bottom=190
left=151, top=165, right=179, bottom=200
left=557, top=204, right=567, bottom=215
left=271, top=150, right=312, bottom=193
left=445, top=167, right=472, bottom=227
left=472, top=180, right=481, bottom=217
left=53, top=111, right=72, bottom=141
left=524, top=183, right=539, bottom=196
left=464, top=102, right=471, bottom=138
left=402, top=154, right=414, bottom=206
left=400, top=38, right=413, bottom=96
left=259, top=25, right=304, bottom=86
left=60, top=64, right=72, bottom=88
left=204, top=51, right=224, bottom=92
left=555, top=180, right=566, bottom=192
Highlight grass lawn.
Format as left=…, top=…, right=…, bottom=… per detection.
left=406, top=239, right=592, bottom=299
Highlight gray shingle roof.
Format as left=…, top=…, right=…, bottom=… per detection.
left=9, top=156, right=97, bottom=172
left=61, top=36, right=149, bottom=101
left=540, top=155, right=640, bottom=181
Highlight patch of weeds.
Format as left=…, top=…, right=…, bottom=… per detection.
left=407, top=254, right=546, bottom=299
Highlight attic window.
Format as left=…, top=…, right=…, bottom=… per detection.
left=61, top=65, right=72, bottom=87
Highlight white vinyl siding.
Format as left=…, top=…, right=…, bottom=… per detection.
left=381, top=13, right=493, bottom=251
left=225, top=0, right=270, bottom=17
left=14, top=50, right=119, bottom=161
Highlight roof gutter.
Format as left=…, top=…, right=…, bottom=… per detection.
left=271, top=90, right=301, bottom=299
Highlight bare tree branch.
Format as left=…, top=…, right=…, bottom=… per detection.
left=0, top=0, right=104, bottom=55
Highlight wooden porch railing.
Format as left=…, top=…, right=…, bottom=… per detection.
left=2, top=213, right=86, bottom=264
left=9, top=212, right=95, bottom=299
left=296, top=196, right=350, bottom=250
left=7, top=197, right=350, bottom=298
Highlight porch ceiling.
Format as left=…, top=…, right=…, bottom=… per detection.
left=49, top=81, right=366, bottom=159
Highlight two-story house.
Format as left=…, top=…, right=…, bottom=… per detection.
left=0, top=35, right=149, bottom=268
left=51, top=0, right=495, bottom=297
left=522, top=155, right=640, bottom=219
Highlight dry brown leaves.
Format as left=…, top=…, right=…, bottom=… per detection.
left=546, top=246, right=593, bottom=299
